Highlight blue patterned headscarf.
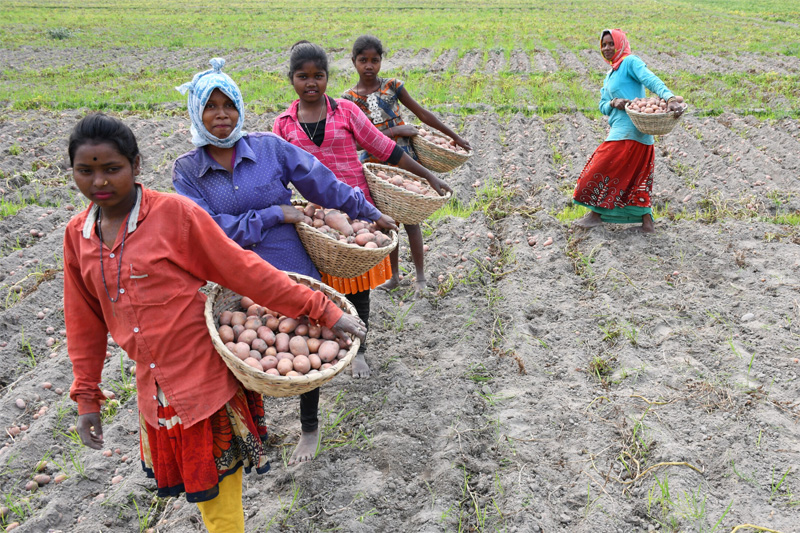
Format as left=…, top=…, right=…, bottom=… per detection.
left=176, top=58, right=246, bottom=148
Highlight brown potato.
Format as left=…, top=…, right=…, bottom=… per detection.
left=257, top=326, right=275, bottom=346
left=265, top=346, right=277, bottom=357
left=338, top=348, right=348, bottom=359
left=308, top=353, right=322, bottom=370
left=265, top=368, right=280, bottom=376
left=318, top=340, right=339, bottom=363
left=265, top=316, right=280, bottom=331
left=293, top=355, right=311, bottom=374
left=364, top=242, right=378, bottom=249
left=249, top=350, right=262, bottom=361
left=238, top=329, right=257, bottom=346
left=289, top=336, right=310, bottom=356
left=225, top=341, right=237, bottom=353
left=243, top=357, right=262, bottom=370
left=251, top=338, right=268, bottom=354
left=355, top=233, right=375, bottom=246
left=219, top=311, right=233, bottom=326
left=234, top=342, right=251, bottom=361
left=307, top=324, right=321, bottom=338
left=240, top=296, right=256, bottom=309
left=276, top=352, right=294, bottom=361
left=286, top=370, right=302, bottom=377
left=294, top=323, right=308, bottom=336
left=274, top=332, right=290, bottom=353
left=278, top=317, right=299, bottom=334
left=277, top=358, right=294, bottom=375
left=246, top=304, right=264, bottom=317
left=307, top=337, right=322, bottom=353
left=324, top=211, right=354, bottom=236
left=321, top=327, right=336, bottom=340
left=321, top=363, right=333, bottom=370
left=232, top=324, right=244, bottom=342
left=244, top=317, right=261, bottom=331
left=230, top=312, right=247, bottom=326
left=218, top=325, right=234, bottom=344
left=260, top=355, right=278, bottom=370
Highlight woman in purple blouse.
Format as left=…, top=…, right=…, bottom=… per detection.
left=172, top=59, right=396, bottom=466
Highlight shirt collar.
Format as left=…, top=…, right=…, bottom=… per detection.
left=82, top=184, right=144, bottom=239
left=195, top=136, right=257, bottom=177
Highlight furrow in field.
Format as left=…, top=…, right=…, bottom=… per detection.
left=531, top=47, right=558, bottom=73
left=456, top=50, right=483, bottom=76
left=482, top=50, right=506, bottom=74
left=507, top=49, right=531, bottom=73
left=428, top=48, right=458, bottom=72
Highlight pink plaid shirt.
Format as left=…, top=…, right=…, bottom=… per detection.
left=273, top=96, right=396, bottom=205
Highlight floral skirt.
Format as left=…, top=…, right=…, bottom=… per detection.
left=573, top=140, right=655, bottom=223
left=321, top=255, right=392, bottom=295
left=139, top=386, right=269, bottom=503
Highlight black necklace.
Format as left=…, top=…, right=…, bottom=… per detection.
left=300, top=100, right=326, bottom=141
left=97, top=206, right=134, bottom=303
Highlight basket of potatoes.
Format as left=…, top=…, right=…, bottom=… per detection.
left=362, top=163, right=451, bottom=225
left=205, top=274, right=360, bottom=397
left=410, top=128, right=472, bottom=172
left=291, top=200, right=398, bottom=279
left=625, top=96, right=686, bottom=136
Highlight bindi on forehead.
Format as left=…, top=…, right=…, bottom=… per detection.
left=93, top=157, right=97, bottom=161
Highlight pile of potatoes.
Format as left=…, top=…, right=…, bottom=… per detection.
left=295, top=204, right=393, bottom=248
left=418, top=128, right=469, bottom=154
left=374, top=169, right=439, bottom=197
left=627, top=95, right=684, bottom=114
left=218, top=296, right=351, bottom=376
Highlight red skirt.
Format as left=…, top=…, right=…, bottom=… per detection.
left=139, top=386, right=269, bottom=503
left=573, top=140, right=654, bottom=209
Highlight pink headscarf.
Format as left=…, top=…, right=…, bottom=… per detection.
left=601, top=29, right=631, bottom=71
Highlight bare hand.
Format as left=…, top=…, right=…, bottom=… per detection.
left=611, top=98, right=630, bottom=110
left=426, top=175, right=452, bottom=196
left=77, top=412, right=104, bottom=450
left=392, top=125, right=418, bottom=137
left=454, top=136, right=471, bottom=151
left=375, top=214, right=397, bottom=231
left=668, top=98, right=686, bottom=117
left=331, top=314, right=367, bottom=344
left=280, top=204, right=305, bottom=224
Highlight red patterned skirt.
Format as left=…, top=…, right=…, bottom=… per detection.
left=139, top=386, right=269, bottom=503
left=573, top=140, right=654, bottom=209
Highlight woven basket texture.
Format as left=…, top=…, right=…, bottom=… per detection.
left=363, top=163, right=451, bottom=225
left=411, top=130, right=472, bottom=172
left=625, top=104, right=685, bottom=136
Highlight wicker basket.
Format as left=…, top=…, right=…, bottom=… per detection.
left=291, top=200, right=397, bottom=279
left=363, top=163, right=451, bottom=225
left=625, top=103, right=687, bottom=136
left=204, top=273, right=361, bottom=397
left=411, top=130, right=472, bottom=173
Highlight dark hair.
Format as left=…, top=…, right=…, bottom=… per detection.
left=68, top=113, right=139, bottom=166
left=351, top=35, right=384, bottom=59
left=288, top=41, right=328, bottom=80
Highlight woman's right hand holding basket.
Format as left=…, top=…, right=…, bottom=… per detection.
left=332, top=314, right=367, bottom=344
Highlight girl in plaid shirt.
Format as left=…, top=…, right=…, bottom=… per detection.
left=274, top=41, right=450, bottom=377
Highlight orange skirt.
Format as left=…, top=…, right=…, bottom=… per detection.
left=320, top=256, right=392, bottom=295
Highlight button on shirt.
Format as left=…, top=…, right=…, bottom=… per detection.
left=599, top=55, right=674, bottom=145
left=172, top=133, right=382, bottom=279
left=64, top=187, right=344, bottom=428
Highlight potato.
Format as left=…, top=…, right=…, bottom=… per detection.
left=238, top=329, right=257, bottom=346
left=232, top=324, right=244, bottom=342
left=309, top=353, right=322, bottom=370
left=277, top=358, right=294, bottom=375
left=225, top=341, right=237, bottom=353
left=265, top=346, right=277, bottom=357
left=234, top=342, right=251, bottom=361
left=318, top=340, right=339, bottom=363
left=355, top=233, right=375, bottom=246
left=308, top=324, right=321, bottom=338
left=266, top=368, right=280, bottom=376
left=364, top=242, right=378, bottom=249
left=240, top=296, right=256, bottom=309
left=243, top=357, right=262, bottom=370
left=249, top=350, right=262, bottom=361
left=265, top=316, right=280, bottom=331
left=293, top=355, right=311, bottom=374
left=286, top=370, right=302, bottom=377
left=390, top=176, right=405, bottom=187
left=257, top=326, right=275, bottom=346
left=246, top=304, right=264, bottom=317
left=218, top=325, right=235, bottom=344
left=303, top=203, right=318, bottom=217
left=244, top=317, right=261, bottom=331
left=251, top=338, right=268, bottom=354
left=321, top=363, right=333, bottom=370
left=295, top=323, right=308, bottom=336
left=324, top=211, right=354, bottom=236
left=219, top=311, right=233, bottom=326
left=276, top=352, right=294, bottom=361
left=275, top=332, right=290, bottom=353
left=230, top=312, right=247, bottom=326
left=321, top=327, right=336, bottom=340
left=307, top=337, right=322, bottom=353
left=260, top=355, right=278, bottom=370
left=289, top=336, right=310, bottom=356
left=338, top=348, right=348, bottom=359
left=278, top=317, right=299, bottom=334
left=351, top=221, right=366, bottom=233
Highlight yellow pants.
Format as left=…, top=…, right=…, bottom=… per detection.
left=196, top=468, right=244, bottom=533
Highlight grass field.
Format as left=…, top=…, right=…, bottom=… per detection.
left=1, top=0, right=799, bottom=116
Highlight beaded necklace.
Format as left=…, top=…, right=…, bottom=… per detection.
left=97, top=206, right=134, bottom=303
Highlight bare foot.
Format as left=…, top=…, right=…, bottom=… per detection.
left=377, top=277, right=400, bottom=292
left=413, top=279, right=427, bottom=299
left=628, top=215, right=655, bottom=233
left=288, top=429, right=319, bottom=465
left=572, top=211, right=602, bottom=229
left=351, top=351, right=370, bottom=378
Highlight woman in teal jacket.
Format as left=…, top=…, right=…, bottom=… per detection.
left=573, top=29, right=685, bottom=233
